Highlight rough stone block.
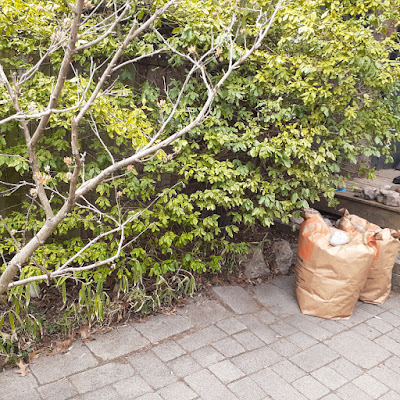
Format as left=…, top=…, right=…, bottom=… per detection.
left=240, top=245, right=270, bottom=279
left=271, top=239, right=294, bottom=274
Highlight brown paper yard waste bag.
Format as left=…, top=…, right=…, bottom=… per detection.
left=338, top=209, right=400, bottom=304
left=295, top=209, right=375, bottom=319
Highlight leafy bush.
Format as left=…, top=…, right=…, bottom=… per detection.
left=1, top=0, right=400, bottom=358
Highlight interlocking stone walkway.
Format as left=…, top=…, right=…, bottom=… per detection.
left=2, top=275, right=400, bottom=400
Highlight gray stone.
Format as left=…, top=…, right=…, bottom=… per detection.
left=157, top=381, right=197, bottom=400
left=184, top=369, right=238, bottom=400
left=134, top=314, right=192, bottom=344
left=85, top=324, right=149, bottom=361
left=212, top=285, right=259, bottom=314
left=325, top=331, right=391, bottom=369
left=292, top=375, right=330, bottom=400
left=376, top=194, right=385, bottom=203
left=383, top=190, right=400, bottom=207
left=68, top=362, right=134, bottom=394
left=271, top=239, right=294, bottom=274
left=29, top=283, right=41, bottom=298
left=128, top=352, right=176, bottom=390
left=363, top=186, right=379, bottom=200
left=289, top=343, right=339, bottom=372
left=30, top=341, right=98, bottom=385
left=38, top=378, right=78, bottom=400
left=209, top=360, right=246, bottom=384
left=113, top=375, right=152, bottom=398
left=323, top=218, right=333, bottom=227
left=228, top=376, right=267, bottom=400
left=240, top=245, right=270, bottom=279
left=290, top=215, right=304, bottom=225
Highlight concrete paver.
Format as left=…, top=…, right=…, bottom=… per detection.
left=3, top=277, right=400, bottom=400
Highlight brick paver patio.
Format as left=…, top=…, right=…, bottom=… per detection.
left=2, top=275, right=400, bottom=399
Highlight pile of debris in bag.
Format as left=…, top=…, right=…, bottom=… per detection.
left=295, top=208, right=400, bottom=320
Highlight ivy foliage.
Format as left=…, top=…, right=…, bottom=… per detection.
left=0, top=0, right=400, bottom=351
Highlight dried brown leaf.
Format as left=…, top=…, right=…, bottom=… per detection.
left=15, top=360, right=29, bottom=376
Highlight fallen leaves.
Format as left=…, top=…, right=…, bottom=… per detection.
left=15, top=360, right=29, bottom=376
left=78, top=324, right=94, bottom=342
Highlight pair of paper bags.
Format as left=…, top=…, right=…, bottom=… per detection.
left=295, top=209, right=400, bottom=320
